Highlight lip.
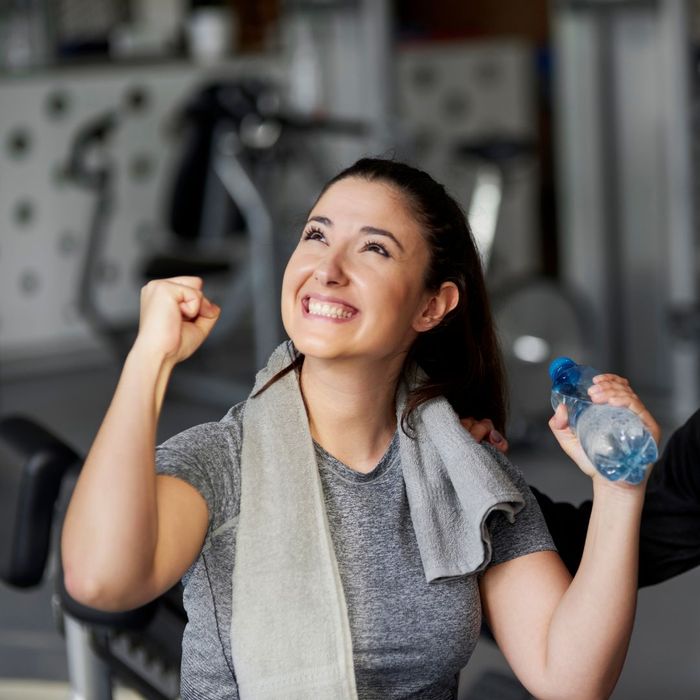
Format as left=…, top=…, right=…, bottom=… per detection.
left=301, top=293, right=359, bottom=321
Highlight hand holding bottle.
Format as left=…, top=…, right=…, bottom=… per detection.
left=548, top=359, right=660, bottom=486
left=133, top=276, right=220, bottom=366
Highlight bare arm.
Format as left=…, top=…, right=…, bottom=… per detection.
left=479, top=375, right=659, bottom=699
left=61, top=277, right=219, bottom=611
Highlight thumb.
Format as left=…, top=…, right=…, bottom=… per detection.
left=191, top=301, right=221, bottom=335
left=548, top=403, right=583, bottom=463
left=198, top=296, right=220, bottom=319
left=549, top=403, right=569, bottom=432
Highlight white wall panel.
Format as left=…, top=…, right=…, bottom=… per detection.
left=396, top=40, right=540, bottom=286
left=0, top=59, right=278, bottom=367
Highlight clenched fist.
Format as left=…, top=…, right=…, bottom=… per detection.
left=133, top=276, right=220, bottom=366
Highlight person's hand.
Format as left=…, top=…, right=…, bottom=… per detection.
left=548, top=373, right=661, bottom=483
left=133, top=276, right=220, bottom=365
left=460, top=417, right=508, bottom=454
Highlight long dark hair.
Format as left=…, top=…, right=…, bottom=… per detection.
left=259, top=157, right=509, bottom=434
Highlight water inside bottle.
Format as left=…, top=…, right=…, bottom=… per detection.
left=576, top=404, right=658, bottom=483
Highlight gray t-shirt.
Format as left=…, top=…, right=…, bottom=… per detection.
left=156, top=402, right=555, bottom=699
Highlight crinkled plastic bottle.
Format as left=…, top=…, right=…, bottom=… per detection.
left=549, top=357, right=658, bottom=484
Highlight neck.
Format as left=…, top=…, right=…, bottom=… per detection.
left=300, top=355, right=403, bottom=473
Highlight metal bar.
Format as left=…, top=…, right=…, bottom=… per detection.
left=555, top=0, right=658, bottom=11
left=597, top=13, right=625, bottom=369
left=360, top=0, right=395, bottom=152
left=552, top=8, right=614, bottom=367
left=659, top=0, right=699, bottom=422
left=213, top=129, right=280, bottom=367
left=64, top=614, right=113, bottom=700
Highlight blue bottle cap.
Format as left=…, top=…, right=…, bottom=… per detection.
left=548, top=356, right=576, bottom=381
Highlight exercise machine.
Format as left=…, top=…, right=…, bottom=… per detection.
left=456, top=138, right=591, bottom=441
left=0, top=415, right=184, bottom=699
left=65, top=78, right=367, bottom=407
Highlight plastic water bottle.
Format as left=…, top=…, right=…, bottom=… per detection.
left=548, top=357, right=658, bottom=484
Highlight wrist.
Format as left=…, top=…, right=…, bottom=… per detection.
left=591, top=473, right=647, bottom=508
left=128, top=339, right=176, bottom=373
left=124, top=343, right=176, bottom=411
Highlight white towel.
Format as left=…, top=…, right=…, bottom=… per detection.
left=231, top=342, right=525, bottom=698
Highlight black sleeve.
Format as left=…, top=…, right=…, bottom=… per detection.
left=532, top=408, right=700, bottom=587
left=637, top=408, right=700, bottom=586
left=530, top=486, right=591, bottom=578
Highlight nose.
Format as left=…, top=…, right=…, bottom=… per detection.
left=313, top=248, right=348, bottom=286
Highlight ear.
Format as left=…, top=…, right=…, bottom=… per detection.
left=413, top=282, right=460, bottom=333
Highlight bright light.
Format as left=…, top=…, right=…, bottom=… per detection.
left=468, top=169, right=502, bottom=266
left=513, top=335, right=550, bottom=364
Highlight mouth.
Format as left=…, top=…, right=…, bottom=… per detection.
left=302, top=295, right=359, bottom=321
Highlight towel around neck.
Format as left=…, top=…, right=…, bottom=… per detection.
left=230, top=341, right=525, bottom=699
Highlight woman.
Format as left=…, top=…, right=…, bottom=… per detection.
left=62, top=159, right=659, bottom=699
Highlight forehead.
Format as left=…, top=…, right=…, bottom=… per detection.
left=310, top=177, right=423, bottom=241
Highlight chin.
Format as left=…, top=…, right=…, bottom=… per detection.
left=282, top=314, right=343, bottom=361
left=289, top=335, right=345, bottom=361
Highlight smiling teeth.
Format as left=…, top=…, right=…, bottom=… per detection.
left=308, top=300, right=354, bottom=319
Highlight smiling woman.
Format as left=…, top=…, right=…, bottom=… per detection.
left=281, top=159, right=506, bottom=439
left=60, top=157, right=658, bottom=700
left=282, top=178, right=449, bottom=368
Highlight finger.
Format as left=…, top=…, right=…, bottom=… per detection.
left=176, top=289, right=203, bottom=318
left=548, top=406, right=581, bottom=456
left=604, top=395, right=660, bottom=439
left=548, top=419, right=576, bottom=449
left=479, top=419, right=496, bottom=432
left=166, top=275, right=204, bottom=289
left=589, top=377, right=633, bottom=392
left=153, top=281, right=206, bottom=320
left=588, top=384, right=637, bottom=402
left=588, top=388, right=637, bottom=403
left=179, top=295, right=221, bottom=321
left=488, top=429, right=508, bottom=453
left=190, top=307, right=220, bottom=336
left=587, top=381, right=661, bottom=444
left=549, top=403, right=569, bottom=430
left=592, top=373, right=630, bottom=386
left=588, top=384, right=641, bottom=407
left=587, top=386, right=646, bottom=418
left=459, top=416, right=509, bottom=452
left=197, top=295, right=220, bottom=319
left=602, top=393, right=642, bottom=408
left=142, top=278, right=202, bottom=304
left=467, top=423, right=491, bottom=443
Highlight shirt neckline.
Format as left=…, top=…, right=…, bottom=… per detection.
left=314, top=431, right=399, bottom=483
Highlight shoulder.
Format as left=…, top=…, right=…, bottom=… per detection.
left=480, top=443, right=532, bottom=496
left=478, top=444, right=557, bottom=566
left=155, top=401, right=246, bottom=531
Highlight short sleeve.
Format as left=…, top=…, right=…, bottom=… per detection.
left=155, top=402, right=245, bottom=533
left=482, top=445, right=557, bottom=569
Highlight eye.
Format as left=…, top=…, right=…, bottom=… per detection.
left=362, top=239, right=390, bottom=258
left=302, top=226, right=326, bottom=242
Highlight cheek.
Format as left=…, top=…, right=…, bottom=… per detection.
left=366, top=279, right=426, bottom=329
left=280, top=251, right=310, bottom=323
left=281, top=250, right=306, bottom=296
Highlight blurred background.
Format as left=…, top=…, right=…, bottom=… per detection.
left=0, top=0, right=698, bottom=698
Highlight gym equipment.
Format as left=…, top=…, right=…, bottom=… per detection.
left=456, top=138, right=591, bottom=442
left=65, top=79, right=281, bottom=406
left=65, top=78, right=368, bottom=408
left=0, top=414, right=185, bottom=699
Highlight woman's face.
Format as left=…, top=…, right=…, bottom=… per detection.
left=281, top=177, right=435, bottom=364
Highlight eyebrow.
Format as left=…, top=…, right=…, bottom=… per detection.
left=307, top=215, right=405, bottom=252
